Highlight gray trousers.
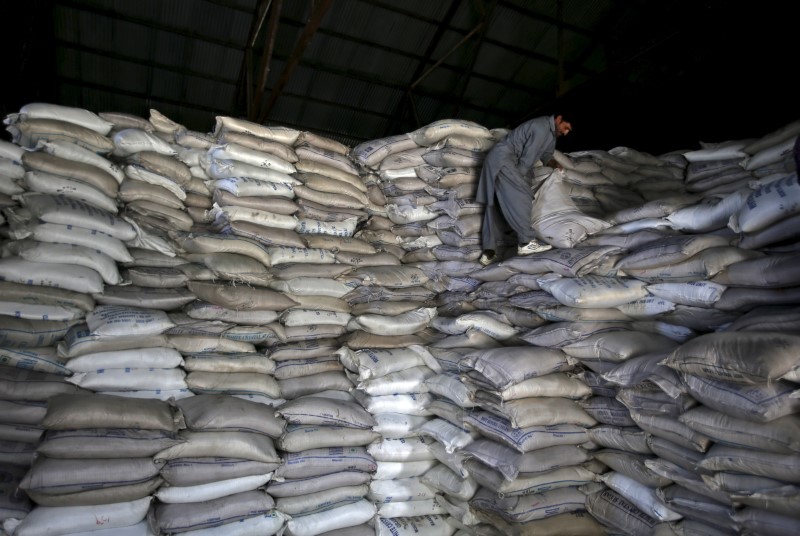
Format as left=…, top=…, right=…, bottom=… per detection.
left=481, top=165, right=535, bottom=251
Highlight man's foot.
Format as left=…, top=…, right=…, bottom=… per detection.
left=478, top=250, right=496, bottom=266
left=517, top=239, right=552, bottom=256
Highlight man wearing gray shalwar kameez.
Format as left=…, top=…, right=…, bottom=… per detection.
left=476, top=114, right=573, bottom=265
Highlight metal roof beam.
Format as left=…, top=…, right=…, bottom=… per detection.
left=256, top=0, right=333, bottom=124
left=356, top=0, right=600, bottom=75
left=239, top=0, right=272, bottom=118
left=362, top=0, right=598, bottom=40
left=250, top=0, right=282, bottom=120
left=452, top=0, right=497, bottom=117
left=495, top=0, right=596, bottom=39
left=272, top=17, right=557, bottom=97
left=383, top=0, right=460, bottom=136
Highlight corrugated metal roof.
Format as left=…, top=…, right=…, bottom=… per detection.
left=3, top=0, right=796, bottom=153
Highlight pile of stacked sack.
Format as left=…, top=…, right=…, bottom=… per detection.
left=0, top=101, right=798, bottom=536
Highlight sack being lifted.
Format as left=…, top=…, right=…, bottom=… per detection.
left=531, top=168, right=611, bottom=249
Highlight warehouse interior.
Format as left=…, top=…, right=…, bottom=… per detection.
left=1, top=1, right=799, bottom=536
left=4, top=0, right=796, bottom=154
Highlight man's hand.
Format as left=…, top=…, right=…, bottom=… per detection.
left=546, top=158, right=562, bottom=169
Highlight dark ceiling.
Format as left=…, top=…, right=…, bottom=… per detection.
left=4, top=0, right=797, bottom=156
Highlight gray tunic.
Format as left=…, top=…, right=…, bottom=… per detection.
left=476, top=115, right=557, bottom=251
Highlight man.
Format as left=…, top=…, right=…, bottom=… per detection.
left=476, top=113, right=573, bottom=265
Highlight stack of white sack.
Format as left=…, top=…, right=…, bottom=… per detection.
left=2, top=98, right=797, bottom=536
left=5, top=393, right=182, bottom=536
left=2, top=103, right=136, bottom=300
left=149, top=394, right=286, bottom=535
left=270, top=391, right=379, bottom=536
left=62, top=305, right=190, bottom=401
left=255, top=130, right=385, bottom=534
left=107, top=108, right=193, bottom=256
left=0, top=103, right=125, bottom=534
left=0, top=334, right=88, bottom=530
left=453, top=345, right=602, bottom=533
left=202, top=116, right=302, bottom=250
left=352, top=118, right=500, bottom=268
left=333, top=345, right=439, bottom=523
left=335, top=265, right=442, bottom=526
left=533, top=123, right=800, bottom=535
left=0, top=140, right=27, bottom=229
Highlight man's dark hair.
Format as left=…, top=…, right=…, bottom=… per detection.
left=552, top=111, right=573, bottom=122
